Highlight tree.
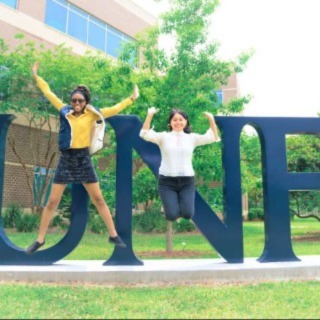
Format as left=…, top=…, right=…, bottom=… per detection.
left=0, top=34, right=145, bottom=213
left=286, top=134, right=320, bottom=221
left=122, top=0, right=252, bottom=208
left=240, top=132, right=263, bottom=209
left=127, top=0, right=251, bottom=199
left=121, top=0, right=253, bottom=249
left=240, top=132, right=320, bottom=221
left=133, top=167, right=159, bottom=210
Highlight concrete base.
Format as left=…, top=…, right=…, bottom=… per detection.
left=0, top=255, right=320, bottom=284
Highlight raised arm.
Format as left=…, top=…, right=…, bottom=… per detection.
left=139, top=107, right=163, bottom=144
left=142, top=107, right=159, bottom=130
left=32, top=62, right=64, bottom=110
left=100, top=84, right=139, bottom=118
left=203, top=112, right=220, bottom=141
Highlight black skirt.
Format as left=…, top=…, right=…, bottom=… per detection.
left=53, top=148, right=98, bottom=184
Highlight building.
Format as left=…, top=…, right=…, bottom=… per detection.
left=0, top=0, right=238, bottom=210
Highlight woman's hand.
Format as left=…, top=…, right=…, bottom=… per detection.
left=204, top=111, right=220, bottom=141
left=142, top=107, right=158, bottom=130
left=203, top=111, right=215, bottom=122
left=31, top=62, right=39, bottom=77
left=131, top=84, right=139, bottom=101
left=148, top=106, right=159, bottom=115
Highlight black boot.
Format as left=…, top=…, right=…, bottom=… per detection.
left=25, top=240, right=45, bottom=254
left=108, top=235, right=126, bottom=248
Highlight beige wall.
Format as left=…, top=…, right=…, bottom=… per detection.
left=4, top=123, right=59, bottom=208
left=222, top=72, right=238, bottom=103
left=17, top=0, right=46, bottom=21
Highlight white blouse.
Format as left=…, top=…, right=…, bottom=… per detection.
left=139, top=128, right=220, bottom=177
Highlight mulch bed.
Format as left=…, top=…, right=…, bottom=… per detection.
left=137, top=250, right=214, bottom=258
left=292, top=232, right=320, bottom=242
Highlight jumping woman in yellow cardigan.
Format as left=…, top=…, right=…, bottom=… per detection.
left=26, top=62, right=139, bottom=253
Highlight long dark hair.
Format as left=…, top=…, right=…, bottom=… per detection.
left=70, top=85, right=91, bottom=104
left=167, top=109, right=192, bottom=134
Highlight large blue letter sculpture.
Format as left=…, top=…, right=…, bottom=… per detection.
left=0, top=114, right=319, bottom=265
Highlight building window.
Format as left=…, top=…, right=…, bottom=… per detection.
left=106, top=27, right=123, bottom=58
left=88, top=17, right=106, bottom=52
left=67, top=6, right=88, bottom=43
left=0, top=0, right=17, bottom=9
left=45, top=0, right=68, bottom=33
left=45, top=0, right=135, bottom=61
left=215, top=90, right=223, bottom=104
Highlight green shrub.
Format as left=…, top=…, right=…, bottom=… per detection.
left=173, top=218, right=196, bottom=233
left=248, top=207, right=264, bottom=221
left=58, top=187, right=72, bottom=220
left=2, top=203, right=23, bottom=228
left=132, top=205, right=166, bottom=233
left=51, top=214, right=63, bottom=227
left=15, top=214, right=40, bottom=232
left=51, top=214, right=70, bottom=230
left=133, top=205, right=198, bottom=233
left=87, top=213, right=107, bottom=234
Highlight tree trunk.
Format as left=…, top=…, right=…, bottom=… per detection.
left=166, top=220, right=173, bottom=253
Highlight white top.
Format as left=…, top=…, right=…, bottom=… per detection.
left=140, top=128, right=220, bottom=177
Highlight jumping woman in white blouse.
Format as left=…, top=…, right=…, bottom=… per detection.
left=140, top=107, right=220, bottom=221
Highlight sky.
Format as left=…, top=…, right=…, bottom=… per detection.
left=131, top=0, right=320, bottom=118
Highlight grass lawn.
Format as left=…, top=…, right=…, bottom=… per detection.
left=0, top=281, right=319, bottom=319
left=0, top=218, right=319, bottom=319
left=5, top=217, right=320, bottom=260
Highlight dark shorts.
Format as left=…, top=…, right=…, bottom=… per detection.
left=53, top=148, right=98, bottom=184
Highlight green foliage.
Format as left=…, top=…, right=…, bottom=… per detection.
left=2, top=203, right=23, bottom=228
left=132, top=205, right=167, bottom=233
left=286, top=134, right=320, bottom=173
left=247, top=207, right=264, bottom=221
left=240, top=132, right=320, bottom=221
left=133, top=166, right=159, bottom=208
left=173, top=218, right=196, bottom=232
left=289, top=191, right=320, bottom=220
left=51, top=214, right=63, bottom=227
left=87, top=213, right=107, bottom=234
left=58, top=186, right=72, bottom=220
left=135, top=0, right=251, bottom=131
left=0, top=0, right=253, bottom=214
left=15, top=213, right=40, bottom=232
left=132, top=204, right=197, bottom=233
left=2, top=203, right=39, bottom=232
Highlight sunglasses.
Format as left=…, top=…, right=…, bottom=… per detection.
left=71, top=98, right=86, bottom=104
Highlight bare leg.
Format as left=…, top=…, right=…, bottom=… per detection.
left=83, top=182, right=117, bottom=237
left=37, top=183, right=67, bottom=243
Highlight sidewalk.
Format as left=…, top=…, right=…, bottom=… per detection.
left=0, top=255, right=319, bottom=284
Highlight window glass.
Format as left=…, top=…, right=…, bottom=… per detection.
left=68, top=9, right=88, bottom=43
left=215, top=90, right=223, bottom=104
left=106, top=29, right=123, bottom=58
left=45, top=0, right=67, bottom=33
left=44, top=0, right=135, bottom=61
left=0, top=0, right=17, bottom=8
left=88, top=20, right=106, bottom=52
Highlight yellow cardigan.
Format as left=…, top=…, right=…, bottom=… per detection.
left=35, top=75, right=133, bottom=149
